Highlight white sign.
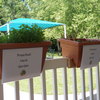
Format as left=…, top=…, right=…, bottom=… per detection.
left=2, top=48, right=43, bottom=83
left=80, top=45, right=100, bottom=69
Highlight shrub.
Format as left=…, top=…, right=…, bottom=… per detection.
left=8, top=24, right=45, bottom=43
left=0, top=24, right=45, bottom=43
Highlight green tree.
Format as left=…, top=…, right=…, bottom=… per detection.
left=0, top=0, right=99, bottom=39
left=63, top=0, right=100, bottom=38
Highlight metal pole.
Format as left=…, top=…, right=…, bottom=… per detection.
left=7, top=23, right=10, bottom=35
left=64, top=25, right=67, bottom=38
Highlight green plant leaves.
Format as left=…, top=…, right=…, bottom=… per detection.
left=0, top=24, right=45, bottom=43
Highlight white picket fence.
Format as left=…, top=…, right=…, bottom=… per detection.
left=0, top=57, right=100, bottom=100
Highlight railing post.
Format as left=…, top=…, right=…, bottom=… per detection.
left=96, top=64, right=100, bottom=100
left=88, top=68, right=93, bottom=100
left=29, top=78, right=34, bottom=100
left=0, top=80, right=3, bottom=100
left=41, top=70, right=47, bottom=100
left=72, top=68, right=77, bottom=100
left=15, top=81, right=20, bottom=100
left=62, top=67, right=68, bottom=100
left=81, top=70, right=86, bottom=100
left=52, top=69, right=58, bottom=100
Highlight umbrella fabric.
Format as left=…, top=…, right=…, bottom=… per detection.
left=0, top=18, right=64, bottom=31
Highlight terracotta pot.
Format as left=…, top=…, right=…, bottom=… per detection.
left=0, top=41, right=51, bottom=79
left=58, top=39, right=100, bottom=68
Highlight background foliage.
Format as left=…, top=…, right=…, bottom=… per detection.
left=0, top=0, right=100, bottom=49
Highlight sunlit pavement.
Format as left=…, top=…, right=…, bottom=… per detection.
left=3, top=84, right=74, bottom=100
left=3, top=84, right=97, bottom=100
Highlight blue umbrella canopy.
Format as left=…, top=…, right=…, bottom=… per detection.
left=0, top=18, right=64, bottom=31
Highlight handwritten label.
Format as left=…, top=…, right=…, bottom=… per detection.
left=80, top=45, right=100, bottom=69
left=2, top=48, right=43, bottom=83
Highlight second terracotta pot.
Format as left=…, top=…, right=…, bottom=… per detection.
left=59, top=38, right=100, bottom=68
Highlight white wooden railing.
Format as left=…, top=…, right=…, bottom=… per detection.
left=0, top=57, right=100, bottom=100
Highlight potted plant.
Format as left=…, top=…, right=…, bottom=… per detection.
left=0, top=24, right=51, bottom=80
left=58, top=37, right=100, bottom=68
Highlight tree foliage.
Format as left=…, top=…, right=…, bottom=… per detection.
left=0, top=0, right=99, bottom=39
